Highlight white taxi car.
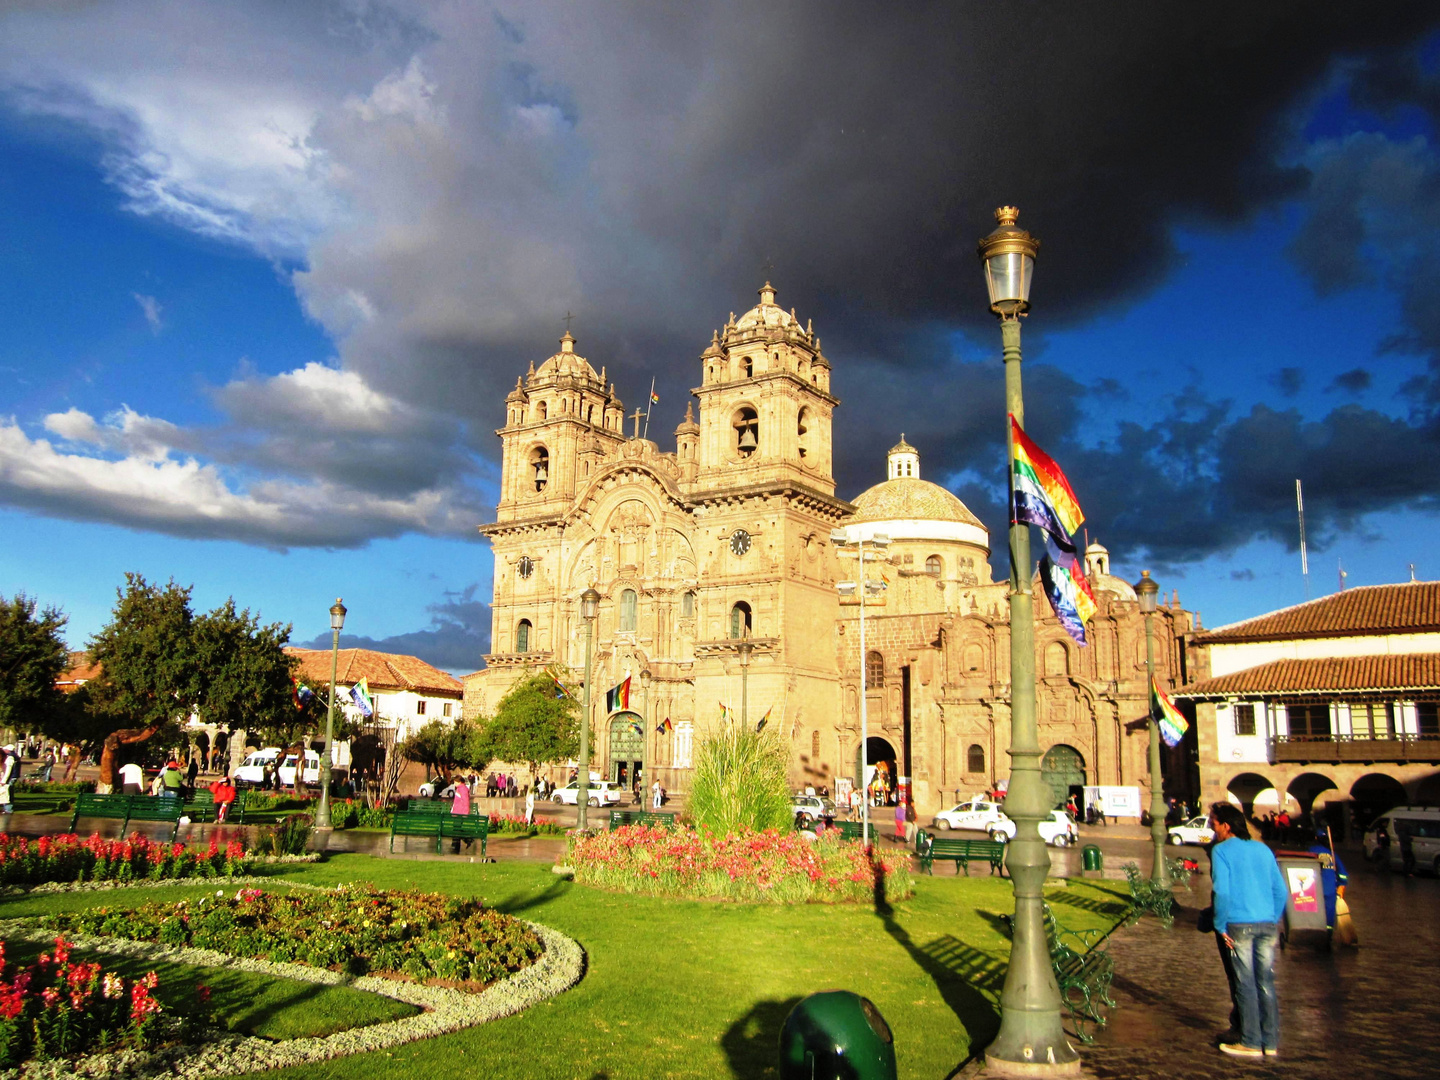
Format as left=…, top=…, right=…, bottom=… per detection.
left=1167, top=815, right=1215, bottom=846
left=932, top=798, right=1076, bottom=847
left=551, top=780, right=624, bottom=807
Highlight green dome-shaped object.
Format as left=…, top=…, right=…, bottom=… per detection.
left=778, top=990, right=897, bottom=1080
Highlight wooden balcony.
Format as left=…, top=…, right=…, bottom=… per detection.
left=1271, top=734, right=1440, bottom=764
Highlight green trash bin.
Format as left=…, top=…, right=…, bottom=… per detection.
left=1082, top=844, right=1103, bottom=872
left=779, top=990, right=896, bottom=1080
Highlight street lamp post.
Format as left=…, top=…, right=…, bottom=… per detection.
left=832, top=530, right=890, bottom=848
left=979, top=206, right=1078, bottom=1075
left=315, top=598, right=346, bottom=830
left=639, top=667, right=652, bottom=805
left=737, top=634, right=753, bottom=729
left=577, top=588, right=600, bottom=832
left=1136, top=570, right=1172, bottom=888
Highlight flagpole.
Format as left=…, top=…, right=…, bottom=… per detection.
left=643, top=377, right=655, bottom=440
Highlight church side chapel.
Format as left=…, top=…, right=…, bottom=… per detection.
left=467, top=283, right=1195, bottom=819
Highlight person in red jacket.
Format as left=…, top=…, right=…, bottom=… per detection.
left=209, top=775, right=237, bottom=823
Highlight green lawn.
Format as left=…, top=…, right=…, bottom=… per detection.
left=0, top=857, right=1131, bottom=1079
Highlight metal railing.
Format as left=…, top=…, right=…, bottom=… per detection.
left=1270, top=732, right=1440, bottom=762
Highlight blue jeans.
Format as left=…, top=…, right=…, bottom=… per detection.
left=1228, top=922, right=1280, bottom=1051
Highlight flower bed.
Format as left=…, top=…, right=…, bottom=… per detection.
left=0, top=835, right=252, bottom=888
left=570, top=825, right=914, bottom=903
left=0, top=936, right=204, bottom=1068
left=41, top=884, right=544, bottom=987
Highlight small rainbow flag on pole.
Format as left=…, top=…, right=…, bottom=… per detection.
left=1010, top=415, right=1085, bottom=542
left=1040, top=553, right=1098, bottom=645
left=606, top=675, right=631, bottom=713
left=1152, top=677, right=1189, bottom=747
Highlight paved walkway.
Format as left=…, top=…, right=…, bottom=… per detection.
left=1079, top=849, right=1439, bottom=1080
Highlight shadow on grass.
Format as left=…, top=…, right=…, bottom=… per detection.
left=1047, top=889, right=1133, bottom=919
left=871, top=852, right=1001, bottom=1076
left=487, top=874, right=572, bottom=918
left=720, top=996, right=801, bottom=1079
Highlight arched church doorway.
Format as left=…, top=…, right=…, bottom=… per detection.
left=1041, top=744, right=1086, bottom=810
left=865, top=736, right=897, bottom=806
left=608, top=713, right=645, bottom=794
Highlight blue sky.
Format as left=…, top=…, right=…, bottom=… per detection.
left=3, top=3, right=1440, bottom=669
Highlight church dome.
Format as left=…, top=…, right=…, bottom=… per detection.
left=733, top=281, right=797, bottom=333
left=534, top=332, right=600, bottom=382
left=850, top=478, right=985, bottom=528
left=843, top=440, right=990, bottom=551
left=1083, top=542, right=1137, bottom=600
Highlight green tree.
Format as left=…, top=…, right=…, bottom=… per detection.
left=689, top=725, right=793, bottom=835
left=401, top=718, right=490, bottom=782
left=0, top=593, right=71, bottom=736
left=87, top=575, right=203, bottom=788
left=483, top=672, right=580, bottom=777
left=194, top=599, right=300, bottom=746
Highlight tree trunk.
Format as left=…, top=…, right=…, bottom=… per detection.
left=64, top=744, right=83, bottom=782
left=97, top=725, right=164, bottom=789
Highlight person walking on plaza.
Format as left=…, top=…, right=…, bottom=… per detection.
left=0, top=746, right=17, bottom=814
left=1092, top=793, right=1107, bottom=826
left=524, top=786, right=536, bottom=826
left=41, top=746, right=55, bottom=783
left=1208, top=802, right=1288, bottom=1059
left=652, top=778, right=664, bottom=810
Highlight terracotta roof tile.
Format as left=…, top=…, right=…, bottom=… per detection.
left=1192, top=582, right=1440, bottom=644
left=1176, top=654, right=1440, bottom=698
left=284, top=648, right=463, bottom=697
left=57, top=651, right=102, bottom=690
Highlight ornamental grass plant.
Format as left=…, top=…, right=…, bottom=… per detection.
left=0, top=833, right=252, bottom=888
left=570, top=824, right=914, bottom=904
left=687, top=725, right=793, bottom=835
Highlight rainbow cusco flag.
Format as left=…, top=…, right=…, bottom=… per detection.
left=1010, top=415, right=1085, bottom=541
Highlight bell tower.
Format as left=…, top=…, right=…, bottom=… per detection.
left=494, top=332, right=625, bottom=524
left=692, top=282, right=837, bottom=496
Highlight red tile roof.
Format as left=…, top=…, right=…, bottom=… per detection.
left=284, top=648, right=463, bottom=697
left=1192, top=582, right=1440, bottom=644
left=57, top=651, right=102, bottom=691
left=1176, top=654, right=1440, bottom=698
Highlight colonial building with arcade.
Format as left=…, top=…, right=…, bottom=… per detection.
left=465, top=282, right=1196, bottom=818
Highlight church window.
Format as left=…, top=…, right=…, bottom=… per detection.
left=963, top=643, right=983, bottom=672
left=926, top=555, right=942, bottom=577
left=1045, top=641, right=1068, bottom=676
left=681, top=591, right=695, bottom=618
left=733, top=407, right=759, bottom=457
left=743, top=356, right=754, bottom=378
left=619, top=589, right=638, bottom=632
left=797, top=407, right=811, bottom=459
left=967, top=744, right=986, bottom=773
left=730, top=601, right=752, bottom=639
left=537, top=400, right=547, bottom=421
left=516, top=619, right=532, bottom=653
left=865, top=650, right=885, bottom=687
left=529, top=447, right=549, bottom=492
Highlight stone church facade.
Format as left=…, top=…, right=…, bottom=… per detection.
left=466, top=282, right=1195, bottom=819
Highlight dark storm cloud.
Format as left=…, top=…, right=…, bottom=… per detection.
left=1328, top=368, right=1373, bottom=394
left=299, top=585, right=490, bottom=674
left=7, top=1, right=1440, bottom=558
left=1271, top=368, right=1307, bottom=397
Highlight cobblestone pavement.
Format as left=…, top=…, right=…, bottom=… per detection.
left=1080, top=849, right=1440, bottom=1080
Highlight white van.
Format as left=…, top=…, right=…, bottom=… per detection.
left=232, top=747, right=327, bottom=788
left=1364, top=806, right=1440, bottom=874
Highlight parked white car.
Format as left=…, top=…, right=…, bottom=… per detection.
left=932, top=799, right=1076, bottom=847
left=792, top=795, right=837, bottom=824
left=551, top=780, right=624, bottom=807
left=1167, top=815, right=1215, bottom=846
left=932, top=798, right=1007, bottom=832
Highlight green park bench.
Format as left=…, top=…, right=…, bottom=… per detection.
left=1123, top=863, right=1176, bottom=927
left=389, top=811, right=444, bottom=852
left=181, top=791, right=247, bottom=824
left=821, top=820, right=866, bottom=841
left=439, top=813, right=489, bottom=856
left=915, top=830, right=1007, bottom=876
left=999, top=902, right=1118, bottom=1045
left=608, top=809, right=678, bottom=830
left=403, top=798, right=453, bottom=815
left=69, top=793, right=182, bottom=839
